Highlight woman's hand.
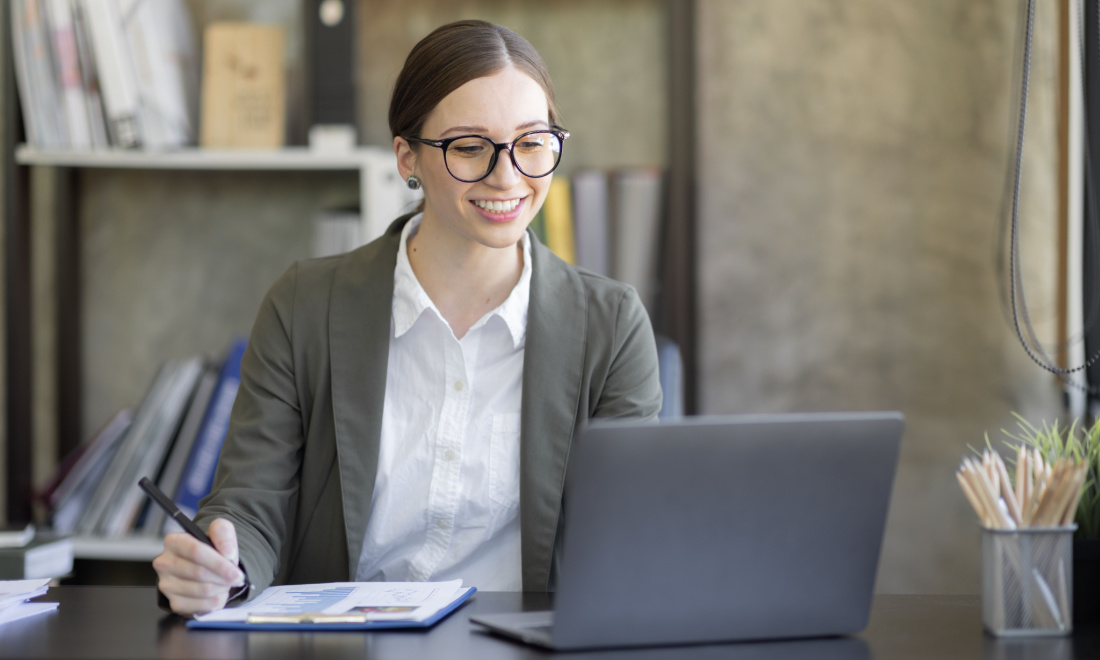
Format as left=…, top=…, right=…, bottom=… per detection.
left=152, top=518, right=245, bottom=616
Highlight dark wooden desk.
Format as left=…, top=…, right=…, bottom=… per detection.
left=1, top=588, right=1098, bottom=659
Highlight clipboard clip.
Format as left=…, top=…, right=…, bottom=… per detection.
left=246, top=612, right=369, bottom=624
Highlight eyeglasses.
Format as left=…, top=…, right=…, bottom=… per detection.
left=404, top=127, right=570, bottom=183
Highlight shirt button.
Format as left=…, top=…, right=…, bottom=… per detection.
left=436, top=519, right=448, bottom=530
left=445, top=450, right=456, bottom=461
left=454, top=381, right=464, bottom=391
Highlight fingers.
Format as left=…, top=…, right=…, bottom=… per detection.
left=156, top=568, right=232, bottom=599
left=166, top=596, right=228, bottom=616
left=157, top=571, right=231, bottom=612
left=159, top=531, right=242, bottom=584
left=152, top=518, right=245, bottom=615
left=154, top=546, right=231, bottom=615
left=208, top=518, right=241, bottom=571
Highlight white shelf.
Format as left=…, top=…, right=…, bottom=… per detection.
left=14, top=145, right=394, bottom=170
left=70, top=535, right=164, bottom=561
left=14, top=144, right=417, bottom=244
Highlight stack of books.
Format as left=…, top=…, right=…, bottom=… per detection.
left=0, top=526, right=72, bottom=581
left=531, top=167, right=666, bottom=315
left=312, top=206, right=363, bottom=258
left=40, top=338, right=248, bottom=539
left=12, top=0, right=199, bottom=150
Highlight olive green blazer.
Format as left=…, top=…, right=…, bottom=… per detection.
left=194, top=214, right=662, bottom=599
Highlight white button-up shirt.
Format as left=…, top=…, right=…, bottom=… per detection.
left=356, top=214, right=529, bottom=590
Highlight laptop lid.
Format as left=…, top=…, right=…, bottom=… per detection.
left=546, top=411, right=903, bottom=650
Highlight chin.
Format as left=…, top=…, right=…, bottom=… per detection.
left=478, top=229, right=529, bottom=250
left=463, top=215, right=531, bottom=248
left=472, top=218, right=529, bottom=246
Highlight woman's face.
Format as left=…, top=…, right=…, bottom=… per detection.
left=396, top=66, right=553, bottom=252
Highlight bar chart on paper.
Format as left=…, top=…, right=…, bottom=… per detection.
left=261, top=586, right=356, bottom=614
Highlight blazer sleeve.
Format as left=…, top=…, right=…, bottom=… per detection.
left=591, top=285, right=663, bottom=421
left=194, top=263, right=306, bottom=598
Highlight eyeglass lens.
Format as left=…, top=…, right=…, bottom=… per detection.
left=444, top=131, right=563, bottom=181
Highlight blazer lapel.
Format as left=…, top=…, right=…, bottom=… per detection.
left=329, top=217, right=408, bottom=579
left=521, top=237, right=587, bottom=590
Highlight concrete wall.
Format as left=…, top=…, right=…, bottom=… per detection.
left=696, top=0, right=1064, bottom=593
left=79, top=170, right=359, bottom=445
left=357, top=0, right=668, bottom=175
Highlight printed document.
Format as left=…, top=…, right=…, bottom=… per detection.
left=194, top=580, right=465, bottom=623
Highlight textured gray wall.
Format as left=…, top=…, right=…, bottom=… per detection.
left=80, top=170, right=358, bottom=441
left=697, top=0, right=1063, bottom=593
left=357, top=0, right=668, bottom=175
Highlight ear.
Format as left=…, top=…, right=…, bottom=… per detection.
left=394, top=136, right=417, bottom=181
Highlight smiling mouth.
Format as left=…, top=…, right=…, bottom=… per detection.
left=473, top=198, right=522, bottom=214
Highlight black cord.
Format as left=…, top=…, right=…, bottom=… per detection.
left=1005, top=0, right=1100, bottom=393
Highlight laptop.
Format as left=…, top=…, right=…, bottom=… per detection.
left=470, top=411, right=904, bottom=651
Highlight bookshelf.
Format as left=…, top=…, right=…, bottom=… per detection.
left=70, top=534, right=162, bottom=561
left=63, top=535, right=162, bottom=586
left=13, top=146, right=408, bottom=241
left=17, top=145, right=387, bottom=170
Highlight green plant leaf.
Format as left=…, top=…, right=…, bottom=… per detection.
left=992, top=413, right=1099, bottom=539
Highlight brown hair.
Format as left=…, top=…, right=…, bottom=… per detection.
left=389, top=20, right=559, bottom=140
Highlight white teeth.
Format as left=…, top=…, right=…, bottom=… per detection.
left=475, top=198, right=520, bottom=213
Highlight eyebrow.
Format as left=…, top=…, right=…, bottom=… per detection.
left=440, top=120, right=550, bottom=137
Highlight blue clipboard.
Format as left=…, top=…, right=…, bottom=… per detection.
left=186, top=586, right=476, bottom=631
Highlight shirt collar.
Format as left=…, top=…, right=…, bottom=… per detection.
left=492, top=233, right=531, bottom=348
left=392, top=214, right=531, bottom=347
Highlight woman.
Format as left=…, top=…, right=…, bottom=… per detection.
left=153, top=19, right=662, bottom=615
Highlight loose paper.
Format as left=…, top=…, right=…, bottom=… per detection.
left=0, top=579, right=50, bottom=611
left=0, top=601, right=58, bottom=625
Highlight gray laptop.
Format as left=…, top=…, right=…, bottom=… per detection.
left=470, top=411, right=903, bottom=651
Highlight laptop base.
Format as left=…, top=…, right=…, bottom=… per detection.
left=470, top=611, right=555, bottom=648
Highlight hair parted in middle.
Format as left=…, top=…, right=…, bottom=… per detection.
left=388, top=19, right=560, bottom=142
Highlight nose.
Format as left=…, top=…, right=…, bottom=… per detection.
left=484, top=146, right=523, bottom=188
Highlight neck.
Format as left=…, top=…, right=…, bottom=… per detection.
left=406, top=216, right=524, bottom=339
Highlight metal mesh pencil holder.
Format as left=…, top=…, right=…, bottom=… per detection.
left=982, top=526, right=1075, bottom=636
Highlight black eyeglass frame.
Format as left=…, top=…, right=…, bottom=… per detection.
left=404, top=126, right=571, bottom=183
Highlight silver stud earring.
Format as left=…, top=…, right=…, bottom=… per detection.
left=406, top=175, right=421, bottom=191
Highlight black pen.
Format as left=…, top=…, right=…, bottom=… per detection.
left=138, top=477, right=251, bottom=597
